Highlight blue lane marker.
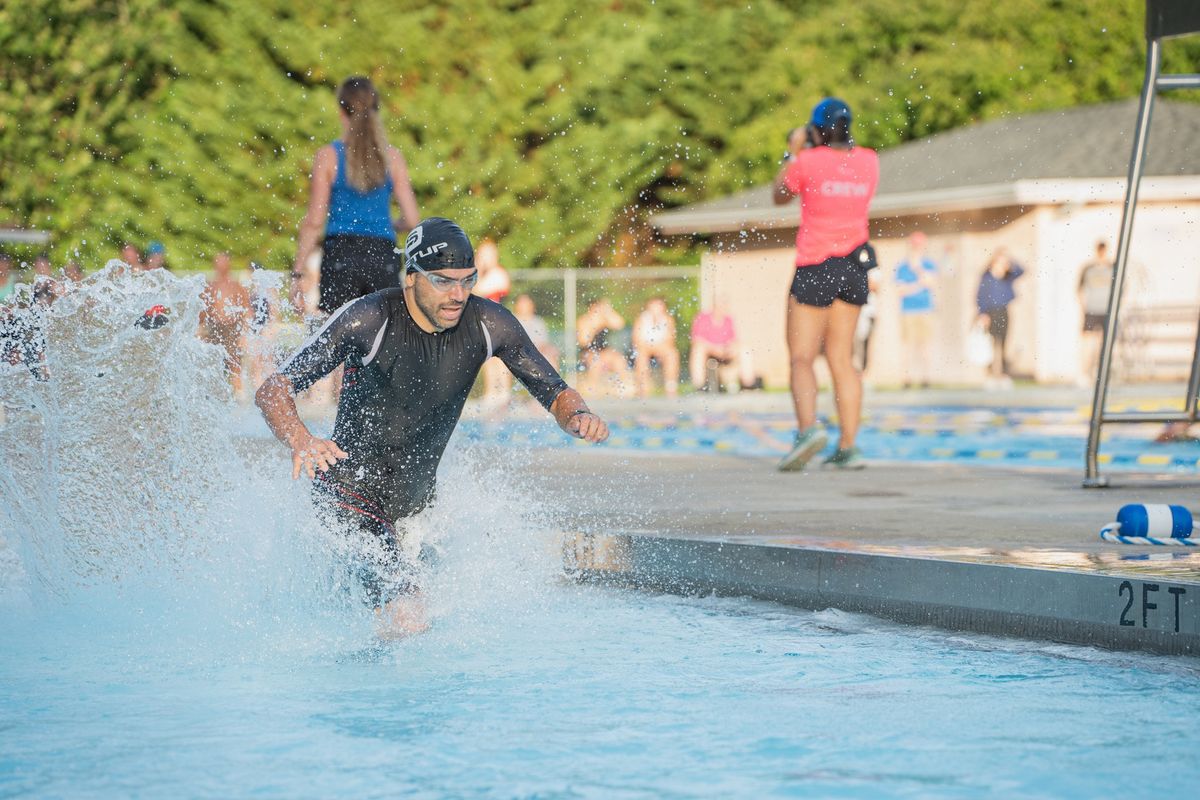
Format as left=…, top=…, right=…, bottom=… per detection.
left=460, top=406, right=1200, bottom=474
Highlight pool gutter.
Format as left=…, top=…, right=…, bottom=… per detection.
left=565, top=533, right=1200, bottom=657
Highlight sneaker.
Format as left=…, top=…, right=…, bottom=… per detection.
left=822, top=446, right=866, bottom=470
left=778, top=426, right=828, bottom=472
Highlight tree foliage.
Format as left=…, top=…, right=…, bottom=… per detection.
left=1, top=0, right=1194, bottom=270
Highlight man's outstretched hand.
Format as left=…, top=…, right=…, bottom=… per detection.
left=291, top=435, right=349, bottom=479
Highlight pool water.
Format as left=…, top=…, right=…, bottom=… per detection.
left=3, top=582, right=1198, bottom=798
left=3, top=267, right=1198, bottom=798
left=457, top=409, right=1200, bottom=474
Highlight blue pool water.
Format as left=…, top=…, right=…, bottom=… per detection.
left=4, top=267, right=1199, bottom=797
left=459, top=407, right=1200, bottom=474
left=4, top=584, right=1199, bottom=798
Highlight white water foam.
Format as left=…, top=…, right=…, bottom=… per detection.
left=0, top=263, right=565, bottom=659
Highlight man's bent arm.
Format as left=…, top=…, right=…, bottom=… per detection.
left=256, top=373, right=348, bottom=479
left=256, top=373, right=310, bottom=451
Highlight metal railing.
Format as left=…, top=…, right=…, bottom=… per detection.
left=1084, top=0, right=1200, bottom=486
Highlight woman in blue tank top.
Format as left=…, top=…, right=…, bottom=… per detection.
left=292, top=77, right=420, bottom=314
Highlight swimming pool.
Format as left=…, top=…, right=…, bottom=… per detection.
left=3, top=268, right=1197, bottom=797
left=458, top=405, right=1200, bottom=474
left=3, top=579, right=1198, bottom=797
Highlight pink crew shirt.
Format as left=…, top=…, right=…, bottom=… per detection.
left=783, top=146, right=879, bottom=267
left=691, top=311, right=736, bottom=347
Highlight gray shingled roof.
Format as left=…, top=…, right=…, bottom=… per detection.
left=652, top=99, right=1200, bottom=234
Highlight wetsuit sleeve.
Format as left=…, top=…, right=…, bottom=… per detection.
left=483, top=304, right=569, bottom=410
left=278, top=296, right=388, bottom=393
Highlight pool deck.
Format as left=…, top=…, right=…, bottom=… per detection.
left=503, top=392, right=1200, bottom=657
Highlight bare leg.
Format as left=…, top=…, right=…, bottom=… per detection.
left=689, top=341, right=710, bottom=388
left=634, top=349, right=652, bottom=397
left=1080, top=330, right=1101, bottom=385
left=737, top=346, right=755, bottom=387
left=826, top=300, right=863, bottom=449
left=660, top=346, right=680, bottom=396
left=786, top=296, right=829, bottom=431
left=376, top=592, right=429, bottom=639
left=990, top=336, right=1005, bottom=378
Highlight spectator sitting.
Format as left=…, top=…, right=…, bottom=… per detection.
left=576, top=298, right=632, bottom=397
left=689, top=298, right=757, bottom=392
left=200, top=252, right=251, bottom=395
left=474, top=237, right=514, bottom=413
left=120, top=243, right=143, bottom=272
left=513, top=293, right=560, bottom=367
left=145, top=241, right=168, bottom=271
left=632, top=297, right=679, bottom=397
left=474, top=238, right=512, bottom=303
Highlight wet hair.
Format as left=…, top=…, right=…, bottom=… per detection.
left=337, top=76, right=390, bottom=193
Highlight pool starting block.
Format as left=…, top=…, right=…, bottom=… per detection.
left=1100, top=503, right=1197, bottom=546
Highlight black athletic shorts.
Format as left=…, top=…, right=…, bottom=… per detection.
left=311, top=473, right=422, bottom=607
left=1083, top=313, right=1107, bottom=333
left=986, top=307, right=1009, bottom=339
left=789, top=248, right=873, bottom=308
left=319, top=234, right=401, bottom=313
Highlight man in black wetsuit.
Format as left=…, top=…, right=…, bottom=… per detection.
left=256, top=217, right=608, bottom=637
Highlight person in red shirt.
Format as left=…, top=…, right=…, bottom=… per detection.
left=772, top=98, right=879, bottom=471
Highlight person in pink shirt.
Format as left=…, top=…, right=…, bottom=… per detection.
left=772, top=97, right=879, bottom=471
left=689, top=298, right=756, bottom=391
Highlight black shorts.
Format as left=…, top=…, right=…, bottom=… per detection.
left=311, top=474, right=422, bottom=607
left=790, top=250, right=872, bottom=308
left=1083, top=313, right=1107, bottom=333
left=986, top=307, right=1009, bottom=339
left=319, top=234, right=401, bottom=313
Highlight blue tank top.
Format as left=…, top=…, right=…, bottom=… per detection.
left=325, top=140, right=395, bottom=240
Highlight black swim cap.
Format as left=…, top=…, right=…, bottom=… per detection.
left=403, top=218, right=475, bottom=273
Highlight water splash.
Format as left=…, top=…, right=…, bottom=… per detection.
left=0, top=263, right=565, bottom=657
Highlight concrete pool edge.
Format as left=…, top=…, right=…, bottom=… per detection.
left=564, top=533, right=1200, bottom=657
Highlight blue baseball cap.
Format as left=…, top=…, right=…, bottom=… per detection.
left=147, top=241, right=166, bottom=255
left=810, top=97, right=852, bottom=130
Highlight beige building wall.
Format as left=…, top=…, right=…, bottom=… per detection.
left=700, top=198, right=1200, bottom=389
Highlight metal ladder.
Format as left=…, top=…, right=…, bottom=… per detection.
left=1084, top=0, right=1200, bottom=487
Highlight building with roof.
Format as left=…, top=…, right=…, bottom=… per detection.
left=652, top=99, right=1200, bottom=388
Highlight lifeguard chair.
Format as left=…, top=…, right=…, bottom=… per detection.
left=1085, top=0, right=1200, bottom=486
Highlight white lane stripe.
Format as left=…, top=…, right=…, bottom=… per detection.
left=362, top=318, right=388, bottom=365
left=480, top=320, right=493, bottom=359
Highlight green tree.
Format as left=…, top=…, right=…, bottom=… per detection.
left=0, top=0, right=1193, bottom=271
